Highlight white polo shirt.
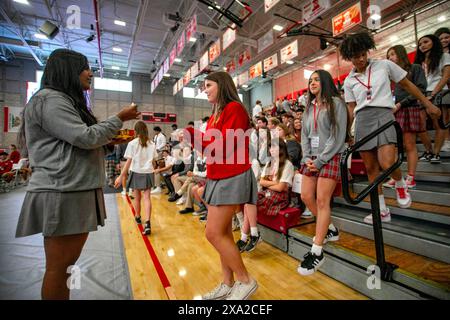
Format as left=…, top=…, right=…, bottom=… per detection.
left=252, top=104, right=263, bottom=118
left=153, top=132, right=167, bottom=151
left=344, top=59, right=407, bottom=114
left=124, top=138, right=158, bottom=174
left=424, top=53, right=450, bottom=92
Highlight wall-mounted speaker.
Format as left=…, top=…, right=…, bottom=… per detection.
left=38, top=20, right=59, bottom=40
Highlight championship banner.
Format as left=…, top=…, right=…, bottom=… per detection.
left=302, top=0, right=331, bottom=24
left=238, top=49, right=251, bottom=67
left=265, top=0, right=281, bottom=13
left=280, top=40, right=298, bottom=64
left=186, top=14, right=197, bottom=41
left=226, top=59, right=236, bottom=73
left=177, top=30, right=186, bottom=56
left=199, top=51, right=209, bottom=72
left=222, top=28, right=236, bottom=51
left=209, top=38, right=221, bottom=63
left=238, top=71, right=248, bottom=85
left=249, top=61, right=262, bottom=79
left=263, top=53, right=278, bottom=72
left=257, top=30, right=274, bottom=54
left=332, top=2, right=362, bottom=36
left=169, top=46, right=176, bottom=67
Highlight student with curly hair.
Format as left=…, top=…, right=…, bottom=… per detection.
left=340, top=32, right=440, bottom=224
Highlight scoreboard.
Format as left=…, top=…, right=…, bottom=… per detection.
left=141, top=112, right=177, bottom=123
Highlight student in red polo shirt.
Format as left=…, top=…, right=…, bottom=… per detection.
left=185, top=71, right=258, bottom=300
left=7, top=144, right=20, bottom=164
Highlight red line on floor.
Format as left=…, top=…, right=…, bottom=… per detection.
left=124, top=194, right=174, bottom=299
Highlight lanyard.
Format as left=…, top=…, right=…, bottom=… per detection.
left=354, top=65, right=372, bottom=99
left=313, top=102, right=320, bottom=132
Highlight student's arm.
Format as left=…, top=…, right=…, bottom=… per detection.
left=431, top=65, right=450, bottom=98
left=398, top=65, right=427, bottom=108
left=347, top=102, right=356, bottom=125
left=267, top=181, right=289, bottom=192
left=114, top=158, right=131, bottom=188
left=398, top=78, right=441, bottom=119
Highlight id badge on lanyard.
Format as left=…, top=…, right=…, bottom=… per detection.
left=311, top=136, right=320, bottom=149
left=311, top=102, right=320, bottom=150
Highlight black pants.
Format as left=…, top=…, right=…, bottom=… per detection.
left=161, top=172, right=175, bottom=194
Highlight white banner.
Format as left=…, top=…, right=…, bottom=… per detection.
left=302, top=0, right=331, bottom=24
left=257, top=30, right=274, bottom=54
left=199, top=51, right=209, bottom=71
left=280, top=40, right=298, bottom=64
left=265, top=0, right=281, bottom=13
left=190, top=62, right=199, bottom=78
left=238, top=71, right=248, bottom=85
left=222, top=28, right=236, bottom=51
left=263, top=53, right=278, bottom=72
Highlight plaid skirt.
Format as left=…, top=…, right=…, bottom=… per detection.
left=395, top=105, right=424, bottom=133
left=299, top=154, right=343, bottom=182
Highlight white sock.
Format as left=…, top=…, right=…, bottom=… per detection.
left=241, top=233, right=248, bottom=242
left=250, top=227, right=259, bottom=237
left=395, top=177, right=406, bottom=188
left=328, top=223, right=336, bottom=232
left=311, top=243, right=323, bottom=256
left=379, top=195, right=387, bottom=211
left=236, top=211, right=244, bottom=227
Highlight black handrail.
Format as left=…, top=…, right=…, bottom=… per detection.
left=340, top=120, right=403, bottom=281
left=435, top=89, right=450, bottom=129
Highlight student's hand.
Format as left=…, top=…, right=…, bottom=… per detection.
left=114, top=176, right=122, bottom=189
left=425, top=103, right=441, bottom=119
left=117, top=103, right=141, bottom=122
left=306, top=160, right=318, bottom=172
left=393, top=103, right=401, bottom=113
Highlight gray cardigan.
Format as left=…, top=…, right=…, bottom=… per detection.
left=24, top=88, right=123, bottom=192
left=301, top=97, right=347, bottom=170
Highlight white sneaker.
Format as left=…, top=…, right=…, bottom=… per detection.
left=364, top=208, right=391, bottom=224
left=396, top=186, right=412, bottom=208
left=382, top=178, right=395, bottom=189
left=176, top=196, right=186, bottom=205
left=151, top=187, right=162, bottom=194
left=201, top=283, right=233, bottom=300
left=225, top=278, right=258, bottom=300
left=441, top=140, right=450, bottom=152
left=301, top=208, right=313, bottom=218
left=121, top=190, right=126, bottom=196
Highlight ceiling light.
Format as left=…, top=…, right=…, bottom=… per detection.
left=438, top=15, right=446, bottom=22
left=14, top=0, right=30, bottom=4
left=163, top=73, right=170, bottom=77
left=273, top=24, right=283, bottom=31
left=174, top=58, right=182, bottom=63
left=34, top=33, right=48, bottom=40
left=208, top=6, right=213, bottom=10
left=111, top=66, right=120, bottom=70
left=323, top=64, right=331, bottom=70
left=370, top=13, right=381, bottom=21
left=304, top=69, right=313, bottom=79
left=286, top=60, right=294, bottom=64
left=114, top=20, right=126, bottom=27
left=112, top=47, right=123, bottom=52
left=189, top=37, right=197, bottom=42
left=390, top=35, right=399, bottom=42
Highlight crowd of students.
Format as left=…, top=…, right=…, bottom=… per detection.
left=7, top=25, right=449, bottom=300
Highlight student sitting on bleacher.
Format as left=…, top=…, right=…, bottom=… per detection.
left=0, top=152, right=13, bottom=176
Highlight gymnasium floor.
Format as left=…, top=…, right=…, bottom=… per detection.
left=0, top=186, right=368, bottom=300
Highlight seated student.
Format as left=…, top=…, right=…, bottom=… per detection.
left=0, top=152, right=13, bottom=176
left=276, top=123, right=302, bottom=169
left=7, top=144, right=20, bottom=164
left=161, top=148, right=186, bottom=197
left=175, top=152, right=207, bottom=214
left=152, top=149, right=175, bottom=194
left=169, top=133, right=194, bottom=197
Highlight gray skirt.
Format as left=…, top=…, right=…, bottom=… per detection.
left=16, top=188, right=106, bottom=238
left=202, top=169, right=258, bottom=206
left=127, top=171, right=154, bottom=190
left=354, top=107, right=397, bottom=151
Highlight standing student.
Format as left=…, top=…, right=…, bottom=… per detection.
left=414, top=34, right=450, bottom=163
left=115, top=121, right=157, bottom=235
left=297, top=70, right=348, bottom=276
left=15, top=48, right=139, bottom=300
left=340, top=32, right=440, bottom=224
left=384, top=45, right=428, bottom=189
left=185, top=71, right=258, bottom=300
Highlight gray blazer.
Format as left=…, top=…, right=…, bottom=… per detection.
left=24, top=88, right=123, bottom=192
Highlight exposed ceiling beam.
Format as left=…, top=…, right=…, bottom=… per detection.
left=0, top=6, right=43, bottom=66
left=196, top=24, right=257, bottom=48
left=126, top=0, right=150, bottom=76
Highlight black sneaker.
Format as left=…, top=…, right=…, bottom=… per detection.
left=314, top=228, right=340, bottom=244
left=418, top=151, right=432, bottom=161
left=142, top=225, right=151, bottom=235
left=168, top=193, right=182, bottom=202
left=297, top=251, right=325, bottom=276
left=199, top=214, right=208, bottom=222
left=179, top=207, right=194, bottom=214
left=135, top=216, right=142, bottom=224
left=430, top=154, right=441, bottom=164
left=244, top=234, right=261, bottom=252
left=236, top=239, right=248, bottom=253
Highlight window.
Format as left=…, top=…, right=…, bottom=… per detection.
left=94, top=77, right=132, bottom=92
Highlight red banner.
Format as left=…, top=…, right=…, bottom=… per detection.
left=332, top=2, right=362, bottom=36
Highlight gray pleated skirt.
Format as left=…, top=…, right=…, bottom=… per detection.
left=16, top=188, right=106, bottom=238
left=202, top=169, right=258, bottom=206
left=127, top=171, right=154, bottom=190
left=354, top=107, right=398, bottom=151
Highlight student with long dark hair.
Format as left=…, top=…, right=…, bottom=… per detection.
left=340, top=32, right=440, bottom=224
left=15, top=49, right=139, bottom=299
left=185, top=71, right=258, bottom=300
left=414, top=34, right=450, bottom=163
left=297, top=70, right=348, bottom=275
left=385, top=45, right=428, bottom=189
